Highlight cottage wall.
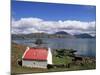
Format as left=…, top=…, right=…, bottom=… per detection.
left=47, top=48, right=52, bottom=64
left=22, top=60, right=47, bottom=68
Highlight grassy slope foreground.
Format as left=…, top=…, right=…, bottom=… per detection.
left=11, top=43, right=96, bottom=74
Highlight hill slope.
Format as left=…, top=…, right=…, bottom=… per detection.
left=74, top=33, right=94, bottom=38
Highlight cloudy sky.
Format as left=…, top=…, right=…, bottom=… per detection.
left=11, top=0, right=96, bottom=36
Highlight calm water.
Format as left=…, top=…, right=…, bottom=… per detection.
left=12, top=38, right=96, bottom=57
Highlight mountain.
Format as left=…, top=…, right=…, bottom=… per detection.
left=74, top=33, right=94, bottom=38
left=54, top=31, right=75, bottom=38
left=12, top=33, right=50, bottom=39
left=26, top=33, right=49, bottom=38
left=55, top=31, right=70, bottom=35
left=12, top=34, right=26, bottom=40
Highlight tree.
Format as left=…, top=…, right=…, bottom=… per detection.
left=35, top=39, right=43, bottom=45
left=55, top=49, right=76, bottom=58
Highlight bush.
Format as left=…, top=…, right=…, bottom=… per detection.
left=47, top=64, right=53, bottom=69
left=17, top=59, right=22, bottom=66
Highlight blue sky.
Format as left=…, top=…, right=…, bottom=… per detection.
left=12, top=0, right=96, bottom=21
left=11, top=0, right=96, bottom=35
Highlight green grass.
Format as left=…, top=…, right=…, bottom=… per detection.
left=11, top=43, right=96, bottom=74
left=53, top=55, right=72, bottom=64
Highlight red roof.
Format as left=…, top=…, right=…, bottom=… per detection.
left=23, top=48, right=48, bottom=61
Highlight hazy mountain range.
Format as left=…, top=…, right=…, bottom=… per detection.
left=12, top=31, right=95, bottom=40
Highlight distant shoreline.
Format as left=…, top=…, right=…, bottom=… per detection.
left=11, top=32, right=96, bottom=39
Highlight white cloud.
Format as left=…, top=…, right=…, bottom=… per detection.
left=11, top=17, right=96, bottom=35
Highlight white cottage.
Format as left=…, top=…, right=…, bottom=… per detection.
left=22, top=47, right=52, bottom=68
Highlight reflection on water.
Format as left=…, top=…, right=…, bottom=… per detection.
left=12, top=38, right=96, bottom=57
